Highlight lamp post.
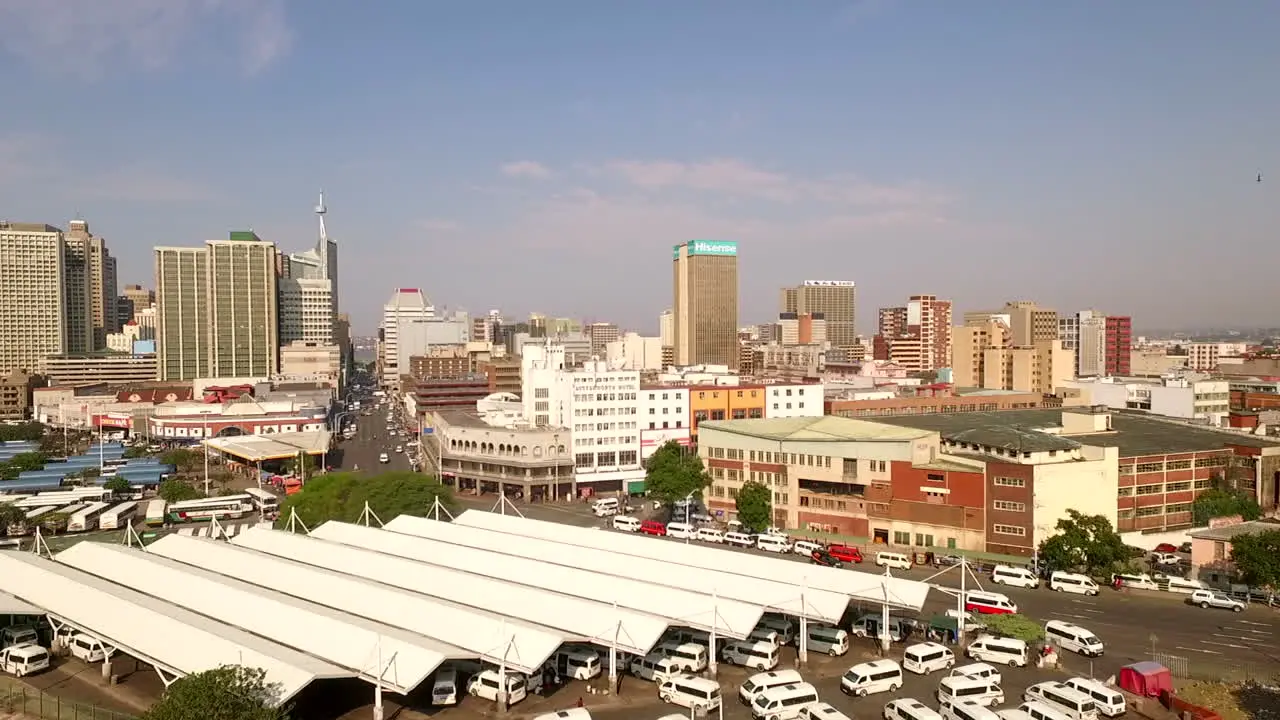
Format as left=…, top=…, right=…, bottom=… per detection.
left=203, top=415, right=211, bottom=495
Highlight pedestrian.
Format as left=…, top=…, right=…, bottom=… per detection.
left=576, top=696, right=584, bottom=708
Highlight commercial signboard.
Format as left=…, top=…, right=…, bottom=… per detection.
left=802, top=280, right=855, bottom=287
left=674, top=240, right=739, bottom=258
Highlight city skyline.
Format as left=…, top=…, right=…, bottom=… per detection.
left=1, top=2, right=1277, bottom=332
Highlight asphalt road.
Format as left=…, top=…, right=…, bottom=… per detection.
left=332, top=400, right=415, bottom=474
left=452, top=497, right=1280, bottom=681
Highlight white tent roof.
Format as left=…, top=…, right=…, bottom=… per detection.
left=237, top=525, right=671, bottom=655
left=204, top=430, right=330, bottom=461
left=0, top=551, right=345, bottom=705
left=454, top=510, right=931, bottom=611
left=310, top=521, right=762, bottom=639
left=0, top=589, right=38, bottom=615
left=56, top=542, right=458, bottom=695
left=148, top=534, right=563, bottom=675
left=384, top=515, right=850, bottom=623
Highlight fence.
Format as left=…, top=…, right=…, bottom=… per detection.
left=0, top=684, right=136, bottom=720
left=1153, top=651, right=1274, bottom=683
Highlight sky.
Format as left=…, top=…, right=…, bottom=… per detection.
left=1, top=1, right=1277, bottom=336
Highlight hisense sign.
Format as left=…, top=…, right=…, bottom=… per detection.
left=674, top=240, right=738, bottom=258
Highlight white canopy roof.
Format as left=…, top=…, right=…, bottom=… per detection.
left=0, top=551, right=345, bottom=705
left=384, top=515, right=850, bottom=622
left=237, top=525, right=671, bottom=655
left=0, top=589, right=38, bottom=615
left=453, top=510, right=931, bottom=611
left=56, top=542, right=459, bottom=695
left=148, top=534, right=563, bottom=675
left=204, top=430, right=330, bottom=461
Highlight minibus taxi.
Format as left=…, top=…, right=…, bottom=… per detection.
left=804, top=625, right=849, bottom=656
left=1061, top=678, right=1126, bottom=718
left=1049, top=572, right=1100, bottom=596
left=696, top=527, right=726, bottom=544
left=756, top=616, right=797, bottom=645
left=937, top=674, right=1005, bottom=708
left=554, top=646, right=602, bottom=680
left=431, top=665, right=459, bottom=706
left=964, top=591, right=1018, bottom=615
left=792, top=540, right=823, bottom=557
left=748, top=627, right=780, bottom=646
left=1111, top=573, right=1159, bottom=591
left=798, top=702, right=851, bottom=720
left=750, top=682, right=820, bottom=720
left=725, top=531, right=756, bottom=548
left=941, top=699, right=1002, bottom=720
left=534, top=709, right=592, bottom=720
left=657, top=641, right=708, bottom=673
left=839, top=658, right=902, bottom=697
left=68, top=633, right=109, bottom=663
left=658, top=675, right=722, bottom=712
left=884, top=699, right=943, bottom=720
left=665, top=522, right=696, bottom=540
left=950, top=662, right=1002, bottom=686
left=611, top=515, right=641, bottom=532
left=721, top=640, right=779, bottom=671
left=640, top=520, right=667, bottom=536
left=757, top=534, right=792, bottom=553
left=903, top=641, right=955, bottom=674
left=738, top=669, right=803, bottom=705
left=591, top=497, right=619, bottom=517
left=1023, top=682, right=1099, bottom=720
left=1016, top=702, right=1074, bottom=720
left=875, top=551, right=913, bottom=570
left=467, top=669, right=534, bottom=705
left=630, top=652, right=682, bottom=682
left=991, top=565, right=1040, bottom=589
left=1043, top=621, right=1104, bottom=657
left=0, top=643, right=49, bottom=677
left=965, top=635, right=1028, bottom=667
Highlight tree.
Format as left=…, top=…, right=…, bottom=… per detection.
left=123, top=445, right=150, bottom=459
left=282, top=452, right=317, bottom=476
left=1229, top=530, right=1280, bottom=590
left=140, top=665, right=288, bottom=720
left=980, top=614, right=1045, bottom=643
left=1037, top=510, right=1128, bottom=576
left=0, top=422, right=44, bottom=443
left=159, top=478, right=205, bottom=503
left=6, top=452, right=47, bottom=474
left=161, top=449, right=201, bottom=474
left=277, top=471, right=456, bottom=529
left=0, top=505, right=24, bottom=536
left=734, top=480, right=772, bottom=532
left=1193, top=486, right=1262, bottom=525
left=644, top=441, right=711, bottom=504
left=103, top=476, right=132, bottom=495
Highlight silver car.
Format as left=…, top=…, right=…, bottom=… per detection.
left=1188, top=589, right=1244, bottom=612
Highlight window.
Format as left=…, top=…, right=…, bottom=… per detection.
left=748, top=408, right=763, bottom=419
left=1165, top=481, right=1191, bottom=492
left=1136, top=484, right=1162, bottom=496
left=993, top=500, right=1025, bottom=512
left=711, top=410, right=726, bottom=421
left=575, top=452, right=594, bottom=469
left=1119, top=464, right=1134, bottom=475
left=926, top=473, right=944, bottom=482
left=535, top=401, right=548, bottom=412
left=1165, top=502, right=1191, bottom=514
left=993, top=524, right=1026, bottom=537
left=534, top=388, right=549, bottom=399
left=1135, top=506, right=1162, bottom=517
left=1135, top=462, right=1164, bottom=473
left=993, top=476, right=1025, bottom=488
left=1196, top=456, right=1226, bottom=468
left=894, top=531, right=910, bottom=544
left=1117, top=486, right=1133, bottom=497
left=732, top=409, right=746, bottom=420
left=1193, top=478, right=1212, bottom=489
left=1166, top=460, right=1192, bottom=470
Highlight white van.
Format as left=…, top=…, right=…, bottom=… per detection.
left=966, top=635, right=1028, bottom=667
left=1023, top=682, right=1099, bottom=720
left=68, top=633, right=109, bottom=663
left=592, top=498, right=619, bottom=517
left=1043, top=621, right=1104, bottom=657
left=725, top=531, right=756, bottom=547
left=555, top=647, right=603, bottom=680
left=431, top=666, right=459, bottom=706
left=885, top=699, right=944, bottom=720
left=798, top=702, right=851, bottom=720
left=964, top=591, right=1018, bottom=615
left=1, top=625, right=38, bottom=649
left=467, top=669, right=531, bottom=705
left=941, top=699, right=1002, bottom=720
left=1111, top=573, right=1158, bottom=591
left=738, top=669, right=804, bottom=705
left=696, top=527, right=725, bottom=544
left=805, top=625, right=849, bottom=656
left=950, top=662, right=1002, bottom=686
left=903, top=642, right=955, bottom=674
left=630, top=652, right=682, bottom=682
left=991, top=565, right=1039, bottom=589
left=1062, top=678, right=1126, bottom=718
left=611, top=515, right=641, bottom=532
left=658, top=641, right=708, bottom=673
left=757, top=616, right=796, bottom=645
left=851, top=615, right=908, bottom=643
left=666, top=522, right=696, bottom=540
left=721, top=640, right=779, bottom=671
left=748, top=627, right=780, bottom=646
left=757, top=534, right=792, bottom=553
left=659, top=675, right=722, bottom=712
left=839, top=658, right=902, bottom=697
left=1049, top=572, right=1099, bottom=596
left=1163, top=576, right=1208, bottom=595
left=534, top=709, right=592, bottom=720
left=750, top=682, right=820, bottom=720
left=1017, top=702, right=1074, bottom=720
left=0, top=644, right=49, bottom=677
left=937, top=675, right=1005, bottom=708
left=876, top=551, right=912, bottom=570
left=792, top=540, right=823, bottom=557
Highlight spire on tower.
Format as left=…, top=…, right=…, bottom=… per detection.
left=315, top=190, right=329, bottom=245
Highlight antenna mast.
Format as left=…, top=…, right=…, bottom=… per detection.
left=315, top=190, right=328, bottom=244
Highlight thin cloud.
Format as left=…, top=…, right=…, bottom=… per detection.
left=0, top=0, right=293, bottom=77
left=501, top=161, right=553, bottom=180
left=76, top=164, right=221, bottom=203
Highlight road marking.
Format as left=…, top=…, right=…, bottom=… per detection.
left=1214, top=633, right=1258, bottom=642
left=1202, top=640, right=1249, bottom=649
left=1176, top=646, right=1222, bottom=655
left=1238, top=620, right=1270, bottom=626
left=1070, top=599, right=1099, bottom=607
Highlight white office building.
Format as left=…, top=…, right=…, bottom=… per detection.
left=379, top=288, right=434, bottom=387
left=605, top=333, right=664, bottom=371
left=1064, top=376, right=1232, bottom=426
left=639, top=385, right=691, bottom=459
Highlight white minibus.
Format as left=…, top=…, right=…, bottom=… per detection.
left=630, top=653, right=682, bottom=682
left=937, top=675, right=1004, bottom=708
left=757, top=534, right=792, bottom=553
left=903, top=642, right=955, bottom=674
left=67, top=633, right=109, bottom=663
left=798, top=702, right=851, bottom=720
left=792, top=540, right=823, bottom=557
left=966, top=635, right=1028, bottom=667
left=592, top=497, right=619, bottom=517
left=431, top=665, right=458, bottom=705
left=658, top=641, right=708, bottom=673
left=695, top=527, right=725, bottom=544
left=950, top=662, right=1002, bottom=686
left=1061, top=678, right=1125, bottom=718
left=611, top=515, right=641, bottom=532
left=1044, top=621, right=1104, bottom=657
left=876, top=551, right=912, bottom=570
left=941, top=699, right=1002, bottom=720
left=725, top=531, right=756, bottom=547
left=991, top=565, right=1039, bottom=589
left=1017, top=702, right=1073, bottom=720
left=666, top=522, right=696, bottom=539
left=0, top=643, right=49, bottom=677
left=750, top=682, right=820, bottom=720
left=1049, top=572, right=1099, bottom=596
left=757, top=616, right=796, bottom=645
left=748, top=627, right=780, bottom=646
left=721, top=640, right=778, bottom=671
left=805, top=625, right=849, bottom=656
left=738, top=669, right=803, bottom=705
left=554, top=647, right=602, bottom=680
left=884, top=699, right=944, bottom=720
left=659, top=676, right=722, bottom=712
left=534, top=710, right=591, bottom=720
left=1111, top=573, right=1158, bottom=591
left=1023, top=682, right=1099, bottom=720
left=467, top=670, right=531, bottom=705
left=839, top=658, right=902, bottom=697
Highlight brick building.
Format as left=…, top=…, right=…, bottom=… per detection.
left=826, top=389, right=1050, bottom=420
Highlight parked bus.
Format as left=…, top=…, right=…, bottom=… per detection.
left=144, top=499, right=168, bottom=528
left=8, top=507, right=58, bottom=536
left=67, top=502, right=112, bottom=533
left=244, top=488, right=280, bottom=515
left=99, top=501, right=140, bottom=531
left=166, top=494, right=253, bottom=523
left=12, top=488, right=113, bottom=509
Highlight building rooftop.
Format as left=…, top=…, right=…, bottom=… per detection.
left=699, top=416, right=934, bottom=443
left=434, top=409, right=566, bottom=434
left=1189, top=519, right=1280, bottom=542
left=872, top=408, right=1280, bottom=458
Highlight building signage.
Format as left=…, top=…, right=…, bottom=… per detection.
left=675, top=240, right=739, bottom=258
left=802, top=280, right=855, bottom=287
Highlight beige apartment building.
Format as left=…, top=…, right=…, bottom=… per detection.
left=781, top=280, right=857, bottom=349
left=66, top=220, right=119, bottom=347
left=965, top=300, right=1058, bottom=346
left=673, top=240, right=739, bottom=367
left=953, top=317, right=1072, bottom=393
left=155, top=246, right=211, bottom=381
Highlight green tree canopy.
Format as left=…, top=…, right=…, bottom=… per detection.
left=644, top=441, right=711, bottom=504
left=1229, top=529, right=1280, bottom=589
left=277, top=471, right=456, bottom=528
left=161, top=449, right=202, bottom=474
left=6, top=452, right=47, bottom=474
left=141, top=665, right=288, bottom=720
left=0, top=505, right=24, bottom=535
left=158, top=478, right=205, bottom=503
left=123, top=445, right=150, bottom=459
left=103, top=476, right=131, bottom=494
left=1193, top=486, right=1262, bottom=525
left=979, top=613, right=1045, bottom=643
left=0, top=422, right=44, bottom=443
left=1037, top=509, right=1128, bottom=576
left=734, top=480, right=772, bottom=532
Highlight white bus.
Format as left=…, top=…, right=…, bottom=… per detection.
left=244, top=488, right=280, bottom=515
left=99, top=501, right=139, bottom=531
left=144, top=499, right=168, bottom=528
left=8, top=506, right=58, bottom=536
left=67, top=502, right=111, bottom=532
left=166, top=494, right=254, bottom=523
left=13, top=488, right=113, bottom=509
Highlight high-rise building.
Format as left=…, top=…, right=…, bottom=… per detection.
left=587, top=322, right=619, bottom=359
left=874, top=294, right=952, bottom=371
left=280, top=192, right=340, bottom=347
left=1077, top=312, right=1107, bottom=377
left=780, top=280, right=856, bottom=349
left=154, top=246, right=210, bottom=381
left=0, top=222, right=72, bottom=373
left=65, top=220, right=118, bottom=347
left=658, top=310, right=674, bottom=346
left=379, top=288, right=434, bottom=387
left=208, top=234, right=279, bottom=378
left=120, top=284, right=155, bottom=323
left=672, top=240, right=738, bottom=367
left=1105, top=316, right=1132, bottom=376
left=964, top=301, right=1057, bottom=346
left=953, top=316, right=1071, bottom=393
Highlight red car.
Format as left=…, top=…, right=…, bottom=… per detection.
left=639, top=520, right=667, bottom=536
left=1153, top=543, right=1178, bottom=554
left=826, top=544, right=863, bottom=563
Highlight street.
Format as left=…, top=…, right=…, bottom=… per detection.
left=331, top=400, right=415, bottom=474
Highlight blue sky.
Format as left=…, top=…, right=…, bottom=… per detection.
left=1, top=0, right=1277, bottom=334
